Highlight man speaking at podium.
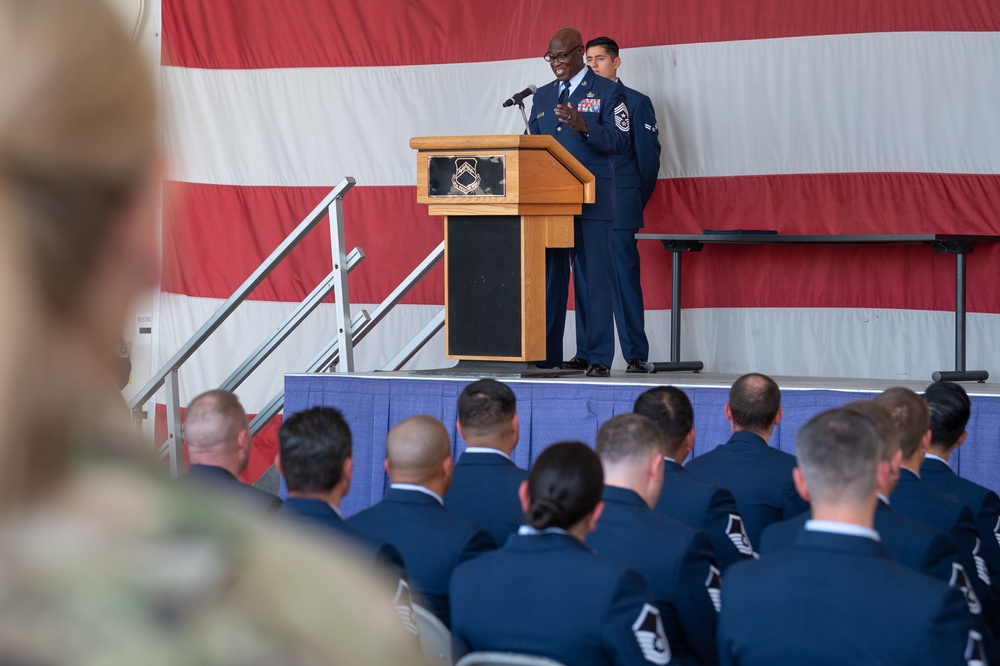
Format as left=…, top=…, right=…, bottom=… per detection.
left=529, top=27, right=630, bottom=377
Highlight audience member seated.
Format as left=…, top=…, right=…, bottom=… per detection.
left=450, top=441, right=667, bottom=666
left=634, top=385, right=755, bottom=571
left=276, top=406, right=418, bottom=634
left=924, top=381, right=1000, bottom=599
left=760, top=401, right=985, bottom=622
left=349, top=415, right=495, bottom=627
left=719, top=408, right=976, bottom=665
left=587, top=414, right=721, bottom=666
left=183, top=390, right=281, bottom=514
left=875, top=388, right=995, bottom=605
left=685, top=373, right=808, bottom=546
left=445, top=379, right=528, bottom=546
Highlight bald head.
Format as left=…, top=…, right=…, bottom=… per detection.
left=184, top=390, right=250, bottom=473
left=550, top=27, right=582, bottom=49
left=546, top=27, right=585, bottom=81
left=386, top=415, right=452, bottom=486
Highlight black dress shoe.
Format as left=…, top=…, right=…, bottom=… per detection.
left=563, top=357, right=589, bottom=370
left=586, top=364, right=611, bottom=377
left=626, top=358, right=649, bottom=374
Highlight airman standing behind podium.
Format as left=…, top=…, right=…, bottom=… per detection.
left=528, top=27, right=630, bottom=377
left=576, top=36, right=661, bottom=374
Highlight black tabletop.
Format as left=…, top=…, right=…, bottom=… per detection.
left=636, top=233, right=1000, bottom=245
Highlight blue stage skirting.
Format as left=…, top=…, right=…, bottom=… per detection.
left=284, top=374, right=1000, bottom=518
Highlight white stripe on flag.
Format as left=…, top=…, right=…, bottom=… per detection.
left=163, top=32, right=1000, bottom=188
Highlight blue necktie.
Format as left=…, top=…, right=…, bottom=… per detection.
left=558, top=81, right=570, bottom=105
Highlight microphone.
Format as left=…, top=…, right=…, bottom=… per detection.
left=502, top=84, right=537, bottom=108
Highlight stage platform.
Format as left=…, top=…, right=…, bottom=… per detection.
left=284, top=371, right=1000, bottom=517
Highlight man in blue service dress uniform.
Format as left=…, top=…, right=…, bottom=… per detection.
left=444, top=379, right=528, bottom=546
left=349, top=415, right=495, bottom=628
left=274, top=406, right=418, bottom=634
left=719, top=408, right=977, bottom=666
left=923, top=381, right=1000, bottom=601
left=564, top=36, right=661, bottom=374
left=875, top=387, right=1000, bottom=638
left=685, top=374, right=808, bottom=547
left=760, top=401, right=963, bottom=584
left=634, top=386, right=755, bottom=572
left=588, top=414, right=722, bottom=666
left=758, top=400, right=996, bottom=653
left=528, top=27, right=630, bottom=377
left=183, top=390, right=282, bottom=514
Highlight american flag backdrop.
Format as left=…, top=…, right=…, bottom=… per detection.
left=158, top=1, right=1000, bottom=482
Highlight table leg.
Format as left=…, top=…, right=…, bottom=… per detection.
left=932, top=250, right=988, bottom=382
left=652, top=248, right=704, bottom=373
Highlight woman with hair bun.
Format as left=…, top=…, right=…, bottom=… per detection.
left=450, top=441, right=670, bottom=666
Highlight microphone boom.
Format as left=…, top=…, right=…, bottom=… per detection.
left=502, top=84, right=537, bottom=108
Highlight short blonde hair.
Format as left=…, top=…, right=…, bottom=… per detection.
left=0, top=0, right=156, bottom=316
left=0, top=0, right=157, bottom=511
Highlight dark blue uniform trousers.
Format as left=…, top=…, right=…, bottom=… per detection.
left=546, top=216, right=615, bottom=368
left=575, top=224, right=649, bottom=363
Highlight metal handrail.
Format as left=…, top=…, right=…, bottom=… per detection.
left=219, top=249, right=364, bottom=393
left=133, top=177, right=360, bottom=474
left=136, top=173, right=449, bottom=480
left=128, top=176, right=357, bottom=416
left=247, top=241, right=445, bottom=435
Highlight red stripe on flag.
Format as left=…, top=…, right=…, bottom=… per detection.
left=162, top=181, right=445, bottom=304
left=162, top=0, right=1000, bottom=70
left=163, top=174, right=1000, bottom=312
left=154, top=403, right=280, bottom=485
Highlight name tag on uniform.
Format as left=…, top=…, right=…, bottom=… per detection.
left=576, top=97, right=601, bottom=113
left=536, top=112, right=545, bottom=119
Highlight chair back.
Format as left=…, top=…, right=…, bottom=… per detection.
left=413, top=604, right=452, bottom=666
left=455, top=652, right=569, bottom=666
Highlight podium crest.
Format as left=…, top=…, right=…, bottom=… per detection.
left=451, top=158, right=482, bottom=194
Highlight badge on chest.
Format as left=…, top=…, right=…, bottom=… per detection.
left=576, top=97, right=601, bottom=113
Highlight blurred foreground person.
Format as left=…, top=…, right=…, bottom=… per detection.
left=0, top=0, right=421, bottom=663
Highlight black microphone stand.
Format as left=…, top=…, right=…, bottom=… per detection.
left=517, top=100, right=531, bottom=134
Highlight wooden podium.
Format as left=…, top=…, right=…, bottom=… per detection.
left=410, top=135, right=594, bottom=369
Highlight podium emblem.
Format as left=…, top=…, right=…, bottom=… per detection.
left=451, top=158, right=482, bottom=194
left=427, top=155, right=506, bottom=197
